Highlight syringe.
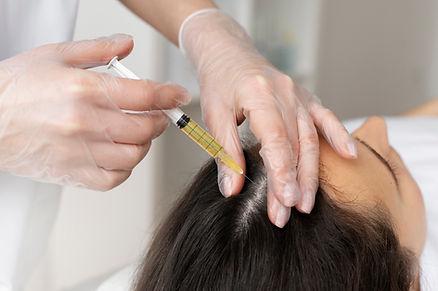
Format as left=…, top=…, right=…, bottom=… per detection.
left=107, top=57, right=243, bottom=175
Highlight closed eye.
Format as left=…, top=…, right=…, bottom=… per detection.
left=355, top=137, right=399, bottom=189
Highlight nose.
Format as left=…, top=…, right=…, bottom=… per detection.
left=353, top=116, right=389, bottom=152
left=364, top=116, right=387, bottom=134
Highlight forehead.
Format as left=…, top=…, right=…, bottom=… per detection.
left=319, top=138, right=399, bottom=207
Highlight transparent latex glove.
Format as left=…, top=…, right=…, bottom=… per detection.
left=180, top=10, right=357, bottom=227
left=0, top=34, right=190, bottom=190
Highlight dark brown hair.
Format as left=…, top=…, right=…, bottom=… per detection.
left=134, top=146, right=415, bottom=290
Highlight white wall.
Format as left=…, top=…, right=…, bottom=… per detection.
left=316, top=0, right=438, bottom=119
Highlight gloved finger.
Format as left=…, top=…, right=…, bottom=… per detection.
left=90, top=142, right=151, bottom=171
left=239, top=76, right=301, bottom=208
left=248, top=103, right=301, bottom=208
left=83, top=71, right=191, bottom=111
left=203, top=104, right=245, bottom=197
left=58, top=34, right=134, bottom=69
left=308, top=101, right=357, bottom=159
left=275, top=82, right=318, bottom=213
left=272, top=75, right=299, bottom=155
left=90, top=168, right=132, bottom=191
left=295, top=107, right=319, bottom=214
left=102, top=111, right=169, bottom=145
left=267, top=188, right=291, bottom=228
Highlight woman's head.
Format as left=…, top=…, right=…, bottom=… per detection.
left=134, top=117, right=424, bottom=290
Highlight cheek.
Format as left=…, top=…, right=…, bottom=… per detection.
left=386, top=149, right=426, bottom=256
left=396, top=181, right=426, bottom=257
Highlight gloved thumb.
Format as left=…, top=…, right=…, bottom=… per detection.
left=57, top=34, right=134, bottom=69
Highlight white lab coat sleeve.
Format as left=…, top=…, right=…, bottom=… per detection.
left=0, top=173, right=61, bottom=291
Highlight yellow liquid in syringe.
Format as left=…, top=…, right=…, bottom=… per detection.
left=179, top=119, right=243, bottom=175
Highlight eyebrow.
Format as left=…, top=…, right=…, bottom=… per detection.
left=355, top=138, right=399, bottom=188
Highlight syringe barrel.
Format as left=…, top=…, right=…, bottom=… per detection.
left=178, top=118, right=223, bottom=158
left=164, top=108, right=184, bottom=125
left=178, top=118, right=243, bottom=174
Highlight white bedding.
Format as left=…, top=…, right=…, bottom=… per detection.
left=96, top=265, right=136, bottom=291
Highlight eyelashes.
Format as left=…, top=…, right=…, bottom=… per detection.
left=382, top=148, right=404, bottom=181
left=354, top=137, right=400, bottom=186
left=383, top=155, right=400, bottom=177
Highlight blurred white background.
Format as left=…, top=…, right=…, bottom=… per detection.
left=25, top=0, right=438, bottom=290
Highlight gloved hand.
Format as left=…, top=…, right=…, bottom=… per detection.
left=0, top=34, right=190, bottom=190
left=179, top=9, right=357, bottom=227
